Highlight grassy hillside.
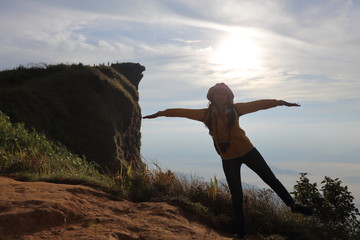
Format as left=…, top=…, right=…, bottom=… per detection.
left=0, top=111, right=113, bottom=187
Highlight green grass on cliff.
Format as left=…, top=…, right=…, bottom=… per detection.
left=0, top=111, right=114, bottom=188
left=0, top=63, right=138, bottom=105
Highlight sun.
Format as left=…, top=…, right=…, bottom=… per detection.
left=211, top=32, right=261, bottom=77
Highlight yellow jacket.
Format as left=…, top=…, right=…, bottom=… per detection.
left=158, top=99, right=285, bottom=160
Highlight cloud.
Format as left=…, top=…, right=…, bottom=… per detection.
left=271, top=167, right=300, bottom=177
left=274, top=161, right=360, bottom=183
left=170, top=38, right=202, bottom=44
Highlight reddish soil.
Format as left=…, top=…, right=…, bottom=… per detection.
left=0, top=177, right=236, bottom=240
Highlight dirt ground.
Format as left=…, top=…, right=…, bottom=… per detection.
left=0, top=176, right=240, bottom=240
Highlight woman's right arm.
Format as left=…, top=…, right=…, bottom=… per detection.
left=235, top=99, right=300, bottom=115
left=143, top=108, right=206, bottom=121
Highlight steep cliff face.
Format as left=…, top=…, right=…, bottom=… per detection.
left=0, top=63, right=145, bottom=173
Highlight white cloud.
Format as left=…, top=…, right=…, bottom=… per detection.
left=171, top=38, right=202, bottom=44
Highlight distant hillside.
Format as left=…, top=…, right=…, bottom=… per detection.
left=0, top=63, right=145, bottom=173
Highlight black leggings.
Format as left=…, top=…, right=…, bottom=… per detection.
left=222, top=147, right=295, bottom=236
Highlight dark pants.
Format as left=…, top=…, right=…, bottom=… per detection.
left=222, top=148, right=295, bottom=236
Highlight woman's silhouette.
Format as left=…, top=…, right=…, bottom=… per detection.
left=144, top=83, right=312, bottom=239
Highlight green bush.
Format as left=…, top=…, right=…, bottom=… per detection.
left=293, top=173, right=360, bottom=240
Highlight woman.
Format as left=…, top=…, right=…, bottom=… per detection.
left=143, top=83, right=312, bottom=239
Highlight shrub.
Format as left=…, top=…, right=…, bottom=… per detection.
left=293, top=173, right=360, bottom=240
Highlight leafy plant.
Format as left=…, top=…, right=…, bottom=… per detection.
left=293, top=173, right=360, bottom=240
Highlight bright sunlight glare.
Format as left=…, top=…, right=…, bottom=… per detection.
left=211, top=32, right=262, bottom=78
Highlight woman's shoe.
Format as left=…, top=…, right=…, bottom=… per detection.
left=291, top=203, right=313, bottom=216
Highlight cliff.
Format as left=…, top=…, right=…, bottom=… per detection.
left=0, top=63, right=145, bottom=173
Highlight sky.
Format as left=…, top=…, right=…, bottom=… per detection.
left=0, top=0, right=359, bottom=205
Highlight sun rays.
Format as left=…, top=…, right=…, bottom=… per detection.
left=211, top=30, right=262, bottom=78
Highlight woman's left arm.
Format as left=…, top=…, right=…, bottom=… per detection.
left=235, top=99, right=300, bottom=115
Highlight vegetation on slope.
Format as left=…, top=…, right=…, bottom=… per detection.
left=0, top=111, right=112, bottom=187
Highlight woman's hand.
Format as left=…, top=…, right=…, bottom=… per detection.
left=143, top=112, right=160, bottom=119
left=282, top=101, right=301, bottom=107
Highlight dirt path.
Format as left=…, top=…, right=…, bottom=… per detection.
left=0, top=177, right=236, bottom=240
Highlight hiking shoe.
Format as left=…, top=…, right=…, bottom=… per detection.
left=291, top=203, right=313, bottom=216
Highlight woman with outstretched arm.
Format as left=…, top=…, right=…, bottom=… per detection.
left=143, top=83, right=313, bottom=239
